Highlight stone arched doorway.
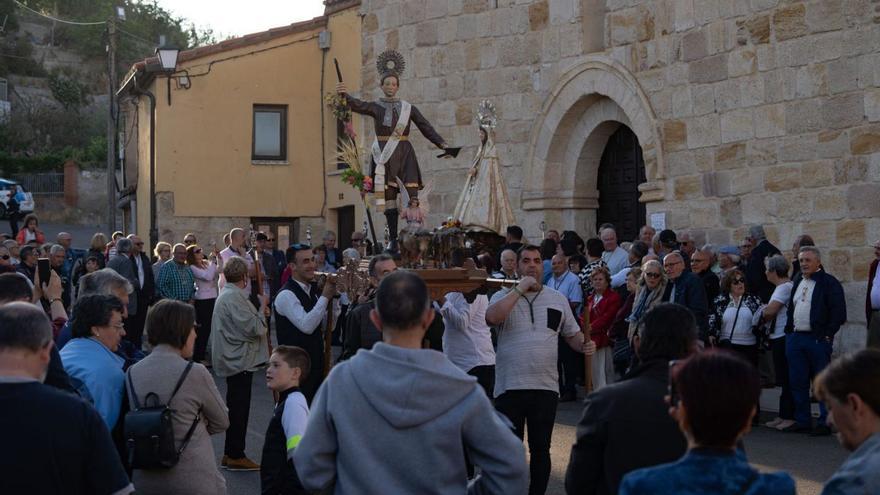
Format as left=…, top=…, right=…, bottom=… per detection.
left=596, top=125, right=646, bottom=242
left=522, top=56, right=665, bottom=237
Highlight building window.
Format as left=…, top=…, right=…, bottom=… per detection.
left=252, top=104, right=287, bottom=161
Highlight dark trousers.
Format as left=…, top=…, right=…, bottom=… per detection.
left=123, top=304, right=148, bottom=350
left=770, top=336, right=794, bottom=420
left=495, top=390, right=558, bottom=495
left=225, top=371, right=253, bottom=458
left=787, top=332, right=830, bottom=427
left=8, top=211, right=18, bottom=237
left=467, top=365, right=495, bottom=399
left=557, top=338, right=581, bottom=395
left=193, top=298, right=216, bottom=362
left=301, top=366, right=324, bottom=405
left=729, top=343, right=760, bottom=416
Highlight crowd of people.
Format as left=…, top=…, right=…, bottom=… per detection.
left=0, top=215, right=878, bottom=495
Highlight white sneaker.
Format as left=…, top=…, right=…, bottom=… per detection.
left=764, top=417, right=784, bottom=428
left=775, top=419, right=797, bottom=431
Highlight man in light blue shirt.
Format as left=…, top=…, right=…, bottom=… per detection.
left=600, top=227, right=629, bottom=276
left=817, top=349, right=880, bottom=495
left=549, top=254, right=582, bottom=314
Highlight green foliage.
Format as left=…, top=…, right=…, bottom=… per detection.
left=48, top=68, right=89, bottom=110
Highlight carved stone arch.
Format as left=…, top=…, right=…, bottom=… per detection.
left=522, top=55, right=666, bottom=234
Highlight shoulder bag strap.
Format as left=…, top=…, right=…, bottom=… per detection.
left=168, top=360, right=194, bottom=403
left=176, top=407, right=202, bottom=455
left=125, top=368, right=141, bottom=410
left=727, top=297, right=744, bottom=342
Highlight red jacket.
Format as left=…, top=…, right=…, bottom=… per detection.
left=586, top=289, right=622, bottom=349
left=868, top=259, right=879, bottom=325
left=15, top=228, right=45, bottom=245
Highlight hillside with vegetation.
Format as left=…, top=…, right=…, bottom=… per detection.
left=0, top=0, right=215, bottom=173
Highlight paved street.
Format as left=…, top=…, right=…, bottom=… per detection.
left=210, top=357, right=849, bottom=495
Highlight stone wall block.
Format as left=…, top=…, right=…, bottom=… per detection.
left=816, top=130, right=850, bottom=159
left=834, top=156, right=868, bottom=185
left=742, top=192, right=778, bottom=224
left=681, top=29, right=708, bottom=62
left=754, top=103, right=786, bottom=137
left=847, top=183, right=880, bottom=218
left=795, top=64, right=827, bottom=98
left=773, top=3, right=808, bottom=41
left=826, top=57, right=860, bottom=95
left=801, top=160, right=834, bottom=188
left=747, top=138, right=778, bottom=168
left=740, top=74, right=766, bottom=107
left=715, top=142, right=748, bottom=169
left=672, top=86, right=693, bottom=117
left=689, top=53, right=729, bottom=83
left=663, top=120, right=688, bottom=151
left=720, top=198, right=742, bottom=227
left=693, top=84, right=716, bottom=114
left=822, top=93, right=865, bottom=130
left=777, top=31, right=843, bottom=67
left=721, top=108, right=755, bottom=143
left=694, top=0, right=720, bottom=25
left=849, top=124, right=880, bottom=154
left=528, top=0, right=549, bottom=31
left=736, top=15, right=769, bottom=46
left=865, top=88, right=880, bottom=122
left=757, top=44, right=776, bottom=71
left=715, top=79, right=743, bottom=112
left=463, top=0, right=490, bottom=14
left=803, top=221, right=835, bottom=246
left=805, top=0, right=844, bottom=34
left=827, top=249, right=851, bottom=282
left=426, top=0, right=448, bottom=19
left=784, top=98, right=823, bottom=134
left=836, top=219, right=866, bottom=247
left=763, top=164, right=800, bottom=192
left=686, top=113, right=721, bottom=148
left=777, top=133, right=818, bottom=161
left=852, top=247, right=876, bottom=281
left=415, top=21, right=438, bottom=47
left=811, top=188, right=847, bottom=220
left=674, top=175, right=704, bottom=199
left=728, top=47, right=757, bottom=77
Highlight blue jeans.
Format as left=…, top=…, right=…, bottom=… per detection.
left=786, top=332, right=831, bottom=427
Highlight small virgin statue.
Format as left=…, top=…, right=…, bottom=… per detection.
left=452, top=100, right=516, bottom=234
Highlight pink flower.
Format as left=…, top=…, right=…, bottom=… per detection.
left=344, top=120, right=357, bottom=139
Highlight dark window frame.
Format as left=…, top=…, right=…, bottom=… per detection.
left=252, top=104, right=288, bottom=161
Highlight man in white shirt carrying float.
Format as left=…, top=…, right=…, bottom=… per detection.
left=273, top=244, right=336, bottom=404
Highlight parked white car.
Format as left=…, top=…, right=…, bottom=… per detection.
left=0, top=179, right=35, bottom=218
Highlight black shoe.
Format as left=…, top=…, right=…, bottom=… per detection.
left=781, top=423, right=812, bottom=434
left=810, top=424, right=832, bottom=437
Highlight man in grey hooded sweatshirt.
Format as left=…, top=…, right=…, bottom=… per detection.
left=294, top=270, right=528, bottom=494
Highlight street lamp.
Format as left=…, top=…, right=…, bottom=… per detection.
left=155, top=46, right=179, bottom=105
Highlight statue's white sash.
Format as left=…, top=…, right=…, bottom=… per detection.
left=370, top=100, right=411, bottom=210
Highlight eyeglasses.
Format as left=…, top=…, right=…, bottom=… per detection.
left=645, top=272, right=661, bottom=279
left=0, top=255, right=8, bottom=260
left=352, top=238, right=364, bottom=243
left=732, top=278, right=745, bottom=284
left=267, top=238, right=275, bottom=242
left=183, top=239, right=196, bottom=244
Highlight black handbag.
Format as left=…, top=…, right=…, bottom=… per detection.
left=718, top=297, right=744, bottom=348
left=124, top=361, right=200, bottom=469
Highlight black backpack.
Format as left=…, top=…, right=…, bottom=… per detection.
left=124, top=361, right=200, bottom=469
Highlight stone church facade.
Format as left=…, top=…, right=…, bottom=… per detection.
left=356, top=0, right=880, bottom=348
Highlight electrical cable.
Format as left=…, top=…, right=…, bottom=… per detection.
left=116, top=26, right=155, bottom=46
left=12, top=0, right=106, bottom=26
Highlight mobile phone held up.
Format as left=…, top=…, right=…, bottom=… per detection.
left=37, top=258, right=51, bottom=288
left=668, top=359, right=680, bottom=408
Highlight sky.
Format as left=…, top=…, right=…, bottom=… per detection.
left=155, top=0, right=327, bottom=39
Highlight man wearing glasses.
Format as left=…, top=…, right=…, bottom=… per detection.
left=265, top=233, right=286, bottom=274
left=662, top=252, right=709, bottom=344
left=350, top=231, right=366, bottom=257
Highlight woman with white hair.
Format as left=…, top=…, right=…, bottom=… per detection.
left=760, top=254, right=795, bottom=431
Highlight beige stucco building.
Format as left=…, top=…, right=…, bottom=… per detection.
left=117, top=0, right=367, bottom=252
left=354, top=0, right=880, bottom=350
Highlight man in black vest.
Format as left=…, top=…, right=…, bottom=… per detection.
left=273, top=244, right=336, bottom=403
left=339, top=254, right=397, bottom=361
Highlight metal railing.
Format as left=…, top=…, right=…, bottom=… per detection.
left=11, top=173, right=64, bottom=195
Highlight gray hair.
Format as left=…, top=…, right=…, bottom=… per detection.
left=641, top=259, right=666, bottom=280
left=2, top=239, right=17, bottom=250
left=799, top=245, right=821, bottom=260
left=663, top=251, right=684, bottom=264
left=342, top=247, right=360, bottom=262
left=698, top=245, right=718, bottom=262
left=323, top=230, right=337, bottom=240
left=765, top=254, right=790, bottom=277
left=78, top=268, right=133, bottom=297
left=749, top=225, right=767, bottom=241
left=48, top=244, right=65, bottom=256
left=115, top=238, right=132, bottom=254
left=0, top=302, right=52, bottom=352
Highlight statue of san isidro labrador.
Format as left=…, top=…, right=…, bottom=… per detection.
left=336, top=50, right=459, bottom=251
